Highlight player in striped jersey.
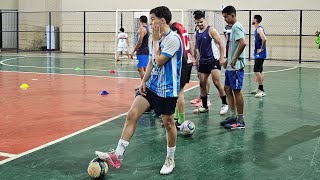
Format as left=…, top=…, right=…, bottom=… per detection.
left=95, top=6, right=182, bottom=175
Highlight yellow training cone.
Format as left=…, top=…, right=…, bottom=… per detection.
left=20, top=83, right=29, bottom=90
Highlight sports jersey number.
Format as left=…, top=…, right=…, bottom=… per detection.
left=182, top=33, right=190, bottom=51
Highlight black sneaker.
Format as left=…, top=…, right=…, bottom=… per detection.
left=219, top=117, right=237, bottom=126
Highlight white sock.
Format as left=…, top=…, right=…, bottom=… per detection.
left=115, top=139, right=129, bottom=161
left=167, top=146, right=176, bottom=160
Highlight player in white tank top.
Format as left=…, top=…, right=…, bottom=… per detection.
left=116, top=28, right=130, bottom=61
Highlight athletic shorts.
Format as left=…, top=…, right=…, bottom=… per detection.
left=198, top=61, right=221, bottom=74
left=180, top=63, right=193, bottom=88
left=117, top=47, right=128, bottom=52
left=225, top=69, right=244, bottom=91
left=136, top=55, right=149, bottom=68
left=254, top=58, right=265, bottom=73
left=136, top=88, right=178, bottom=116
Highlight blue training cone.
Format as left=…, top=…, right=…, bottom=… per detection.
left=100, top=90, right=109, bottom=95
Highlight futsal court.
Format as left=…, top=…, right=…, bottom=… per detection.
left=0, top=53, right=319, bottom=179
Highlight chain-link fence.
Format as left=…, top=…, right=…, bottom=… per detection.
left=1, top=10, right=319, bottom=62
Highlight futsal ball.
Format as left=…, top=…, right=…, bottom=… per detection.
left=87, top=157, right=108, bottom=179
left=180, top=120, right=195, bottom=136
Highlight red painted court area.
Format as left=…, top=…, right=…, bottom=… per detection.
left=0, top=72, right=197, bottom=157
left=0, top=72, right=142, bottom=155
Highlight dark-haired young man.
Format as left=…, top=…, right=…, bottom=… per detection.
left=192, top=10, right=229, bottom=115
left=251, top=15, right=267, bottom=98
left=220, top=6, right=247, bottom=129
left=131, top=15, right=150, bottom=79
left=95, top=6, right=182, bottom=175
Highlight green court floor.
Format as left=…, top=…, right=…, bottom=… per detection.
left=0, top=54, right=320, bottom=180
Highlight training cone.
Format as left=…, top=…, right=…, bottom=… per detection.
left=109, top=70, right=116, bottom=74
left=75, top=67, right=81, bottom=71
left=100, top=90, right=109, bottom=95
left=20, top=83, right=29, bottom=90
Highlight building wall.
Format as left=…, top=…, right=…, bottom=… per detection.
left=11, top=0, right=320, bottom=60
left=0, top=0, right=18, bottom=10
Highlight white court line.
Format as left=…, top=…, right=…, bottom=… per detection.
left=0, top=84, right=199, bottom=165
left=0, top=57, right=299, bottom=75
left=0, top=152, right=18, bottom=158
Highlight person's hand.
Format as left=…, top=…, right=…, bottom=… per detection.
left=139, top=81, right=147, bottom=96
left=231, top=59, right=237, bottom=69
left=257, top=49, right=262, bottom=54
left=130, top=52, right=134, bottom=59
left=152, top=25, right=163, bottom=41
left=223, top=60, right=228, bottom=69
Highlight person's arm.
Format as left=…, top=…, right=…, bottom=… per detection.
left=257, top=27, right=267, bottom=53
left=231, top=27, right=247, bottom=69
left=131, top=27, right=146, bottom=55
left=209, top=27, right=225, bottom=65
left=152, top=26, right=180, bottom=66
left=193, top=32, right=199, bottom=65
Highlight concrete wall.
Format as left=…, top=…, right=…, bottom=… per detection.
left=0, top=0, right=18, bottom=10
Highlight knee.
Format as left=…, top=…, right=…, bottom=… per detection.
left=126, top=109, right=139, bottom=124
left=212, top=79, right=221, bottom=87
left=200, top=81, right=207, bottom=89
left=162, top=117, right=175, bottom=130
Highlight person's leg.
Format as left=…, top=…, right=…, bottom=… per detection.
left=95, top=95, right=150, bottom=168
left=159, top=97, right=178, bottom=175
left=224, top=69, right=245, bottom=129
left=193, top=72, right=210, bottom=113
left=115, top=51, right=121, bottom=61
left=211, top=66, right=228, bottom=115
left=125, top=51, right=130, bottom=59
left=220, top=71, right=237, bottom=126
left=176, top=87, right=185, bottom=125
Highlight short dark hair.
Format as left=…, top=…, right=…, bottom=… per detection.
left=149, top=6, right=172, bottom=24
left=139, top=15, right=148, bottom=23
left=254, top=15, right=262, bottom=23
left=222, top=5, right=237, bottom=16
left=119, top=27, right=124, bottom=32
left=193, top=10, right=205, bottom=19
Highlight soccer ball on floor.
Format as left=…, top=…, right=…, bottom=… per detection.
left=179, top=120, right=195, bottom=136
left=87, top=157, right=108, bottom=179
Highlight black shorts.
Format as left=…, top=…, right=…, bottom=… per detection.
left=198, top=61, right=221, bottom=74
left=180, top=63, right=193, bottom=88
left=254, top=58, right=265, bottom=72
left=136, top=88, right=178, bottom=116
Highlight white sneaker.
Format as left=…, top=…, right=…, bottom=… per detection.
left=193, top=106, right=209, bottom=114
left=160, top=157, right=175, bottom=175
left=219, top=104, right=229, bottom=115
left=251, top=89, right=259, bottom=94
left=255, top=90, right=266, bottom=98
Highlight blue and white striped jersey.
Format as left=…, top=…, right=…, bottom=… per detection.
left=146, top=30, right=182, bottom=98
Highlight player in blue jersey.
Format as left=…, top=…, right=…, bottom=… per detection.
left=192, top=10, right=229, bottom=115
left=251, top=15, right=267, bottom=98
left=130, top=15, right=150, bottom=80
left=95, top=6, right=182, bottom=175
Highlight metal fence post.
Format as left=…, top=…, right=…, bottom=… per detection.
left=16, top=11, right=19, bottom=53
left=248, top=10, right=252, bottom=61
left=49, top=11, right=52, bottom=54
left=299, top=10, right=302, bottom=63
left=84, top=11, right=86, bottom=55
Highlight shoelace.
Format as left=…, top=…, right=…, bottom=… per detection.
left=164, top=157, right=173, bottom=167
